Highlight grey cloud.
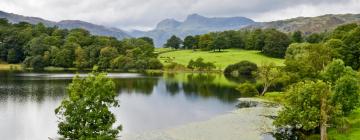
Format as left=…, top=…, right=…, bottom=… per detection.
left=0, top=0, right=359, bottom=30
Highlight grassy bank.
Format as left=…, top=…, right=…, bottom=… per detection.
left=0, top=64, right=23, bottom=71
left=158, top=49, right=284, bottom=70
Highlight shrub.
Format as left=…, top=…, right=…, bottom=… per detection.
left=187, top=57, right=216, bottom=71
left=236, top=82, right=259, bottom=96
left=224, top=60, right=258, bottom=76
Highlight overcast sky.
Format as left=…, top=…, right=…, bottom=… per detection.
left=0, top=0, right=360, bottom=30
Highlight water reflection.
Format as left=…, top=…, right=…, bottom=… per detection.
left=0, top=71, right=246, bottom=139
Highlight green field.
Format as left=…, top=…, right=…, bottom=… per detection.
left=158, top=49, right=285, bottom=70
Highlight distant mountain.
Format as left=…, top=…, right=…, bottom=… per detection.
left=2, top=10, right=360, bottom=47
left=246, top=14, right=360, bottom=34
left=128, top=14, right=255, bottom=47
left=0, top=10, right=131, bottom=39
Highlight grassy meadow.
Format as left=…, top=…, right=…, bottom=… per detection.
left=157, top=48, right=285, bottom=70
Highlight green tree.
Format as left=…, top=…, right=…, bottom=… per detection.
left=321, top=59, right=360, bottom=115
left=55, top=73, right=122, bottom=139
left=285, top=43, right=334, bottom=80
left=274, top=80, right=334, bottom=140
left=211, top=34, right=226, bottom=52
left=138, top=37, right=154, bottom=47
left=7, top=49, right=17, bottom=64
left=306, top=33, right=323, bottom=43
left=164, top=35, right=182, bottom=49
left=98, top=47, right=119, bottom=69
left=245, top=29, right=265, bottom=50
left=198, top=34, right=214, bottom=50
left=183, top=36, right=197, bottom=49
left=187, top=57, right=216, bottom=71
left=291, top=31, right=303, bottom=43
left=28, top=55, right=45, bottom=71
left=74, top=47, right=89, bottom=69
left=262, top=29, right=291, bottom=58
left=342, top=27, right=360, bottom=70
left=258, top=62, right=281, bottom=96
left=52, top=49, right=73, bottom=68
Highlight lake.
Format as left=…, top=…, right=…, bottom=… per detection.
left=0, top=71, right=253, bottom=140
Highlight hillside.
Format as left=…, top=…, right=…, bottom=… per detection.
left=0, top=10, right=130, bottom=39
left=158, top=49, right=284, bottom=69
left=247, top=14, right=360, bottom=34
left=129, top=14, right=255, bottom=47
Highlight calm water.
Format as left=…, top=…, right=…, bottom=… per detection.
left=0, top=72, right=246, bottom=140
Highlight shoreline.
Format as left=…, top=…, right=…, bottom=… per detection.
left=122, top=98, right=280, bottom=140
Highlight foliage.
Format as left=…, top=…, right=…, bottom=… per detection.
left=262, top=29, right=291, bottom=58
left=0, top=19, right=162, bottom=70
left=183, top=35, right=198, bottom=49
left=292, top=31, right=303, bottom=43
left=236, top=82, right=259, bottom=96
left=257, top=62, right=282, bottom=96
left=55, top=73, right=121, bottom=139
left=285, top=43, right=334, bottom=80
left=187, top=57, right=216, bottom=71
left=274, top=80, right=333, bottom=131
left=164, top=35, right=182, bottom=49
left=224, top=60, right=258, bottom=76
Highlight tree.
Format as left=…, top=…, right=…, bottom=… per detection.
left=285, top=43, right=334, bottom=80
left=321, top=59, right=360, bottom=115
left=274, top=80, right=334, bottom=140
left=291, top=31, right=303, bottom=43
left=211, top=34, right=226, bottom=52
left=258, top=62, right=281, bottom=96
left=74, top=47, right=89, bottom=69
left=164, top=35, right=182, bottom=49
left=7, top=48, right=17, bottom=64
left=28, top=55, right=45, bottom=71
left=187, top=57, right=216, bottom=71
left=198, top=34, right=214, bottom=50
left=183, top=36, right=197, bottom=49
left=245, top=29, right=265, bottom=50
left=52, top=49, right=73, bottom=68
left=341, top=27, right=360, bottom=70
left=55, top=73, right=122, bottom=139
left=138, top=37, right=154, bottom=46
left=98, top=47, right=119, bottom=69
left=306, top=33, right=323, bottom=43
left=262, top=29, right=291, bottom=58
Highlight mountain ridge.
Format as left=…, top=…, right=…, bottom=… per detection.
left=0, top=10, right=131, bottom=39
left=128, top=13, right=255, bottom=46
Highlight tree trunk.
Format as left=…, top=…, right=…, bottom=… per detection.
left=261, top=85, right=269, bottom=96
left=320, top=94, right=328, bottom=140
left=321, top=124, right=327, bottom=140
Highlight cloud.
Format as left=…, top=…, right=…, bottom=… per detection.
left=0, top=0, right=359, bottom=30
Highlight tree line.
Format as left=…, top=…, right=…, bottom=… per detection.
left=0, top=18, right=162, bottom=71
left=163, top=27, right=331, bottom=58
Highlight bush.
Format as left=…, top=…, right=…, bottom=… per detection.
left=165, top=62, right=187, bottom=71
left=187, top=57, right=216, bottom=71
left=224, top=60, right=258, bottom=76
left=236, top=82, right=259, bottom=96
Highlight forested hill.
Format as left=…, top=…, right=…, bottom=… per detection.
left=0, top=10, right=131, bottom=39
left=247, top=14, right=360, bottom=34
